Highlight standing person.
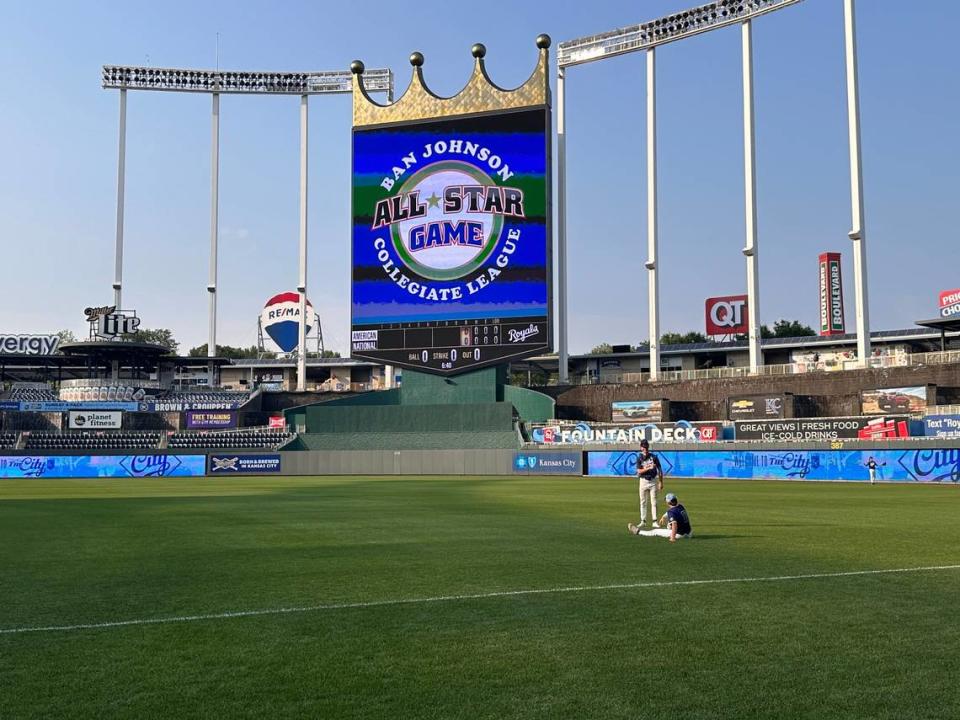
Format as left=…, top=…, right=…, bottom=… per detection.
left=629, top=493, right=692, bottom=542
left=865, top=456, right=886, bottom=484
left=635, top=439, right=663, bottom=529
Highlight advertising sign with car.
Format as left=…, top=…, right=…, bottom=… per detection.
left=860, top=386, right=927, bottom=415
left=611, top=400, right=664, bottom=424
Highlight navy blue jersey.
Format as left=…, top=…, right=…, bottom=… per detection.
left=636, top=452, right=662, bottom=480
left=666, top=504, right=692, bottom=536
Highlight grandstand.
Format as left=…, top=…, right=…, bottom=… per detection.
left=169, top=428, right=292, bottom=450
left=24, top=431, right=162, bottom=451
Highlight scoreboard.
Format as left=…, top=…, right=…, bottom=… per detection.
left=351, top=318, right=549, bottom=373
left=350, top=105, right=552, bottom=375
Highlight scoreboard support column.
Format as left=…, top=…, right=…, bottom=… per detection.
left=297, top=94, right=309, bottom=392
left=556, top=66, right=570, bottom=385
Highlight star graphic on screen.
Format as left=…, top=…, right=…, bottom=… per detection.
left=426, top=192, right=441, bottom=209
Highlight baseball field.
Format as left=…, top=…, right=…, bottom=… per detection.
left=2, top=475, right=958, bottom=719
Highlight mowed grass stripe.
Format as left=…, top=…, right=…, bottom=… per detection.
left=3, top=563, right=959, bottom=636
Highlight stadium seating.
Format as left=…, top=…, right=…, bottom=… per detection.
left=168, top=428, right=292, bottom=450
left=158, top=391, right=251, bottom=406
left=9, top=388, right=60, bottom=402
left=0, top=432, right=18, bottom=449
left=24, top=431, right=162, bottom=451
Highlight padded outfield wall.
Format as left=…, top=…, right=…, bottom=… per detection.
left=0, top=439, right=958, bottom=481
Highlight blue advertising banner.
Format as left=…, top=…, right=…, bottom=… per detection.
left=923, top=415, right=960, bottom=439
left=586, top=449, right=960, bottom=483
left=512, top=451, right=582, bottom=475
left=15, top=401, right=139, bottom=412
left=208, top=454, right=281, bottom=474
left=185, top=410, right=238, bottom=430
left=0, top=454, right=206, bottom=479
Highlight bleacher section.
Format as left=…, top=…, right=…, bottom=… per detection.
left=160, top=391, right=250, bottom=406
left=168, top=428, right=292, bottom=450
left=9, top=388, right=59, bottom=402
left=24, top=431, right=162, bottom=451
left=0, top=432, right=18, bottom=449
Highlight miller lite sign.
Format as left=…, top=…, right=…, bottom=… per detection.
left=705, top=295, right=749, bottom=337
left=818, top=252, right=845, bottom=336
left=86, top=305, right=141, bottom=339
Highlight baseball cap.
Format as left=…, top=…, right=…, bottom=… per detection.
left=639, top=439, right=650, bottom=449
left=665, top=493, right=678, bottom=503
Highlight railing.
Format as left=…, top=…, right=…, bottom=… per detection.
left=925, top=405, right=960, bottom=417
left=551, top=349, right=960, bottom=386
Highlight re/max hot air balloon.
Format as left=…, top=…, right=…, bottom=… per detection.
left=259, top=292, right=315, bottom=353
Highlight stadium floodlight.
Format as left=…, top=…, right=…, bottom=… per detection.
left=556, top=0, right=804, bottom=68
left=102, top=64, right=393, bottom=389
left=554, top=0, right=816, bottom=381
left=101, top=66, right=393, bottom=95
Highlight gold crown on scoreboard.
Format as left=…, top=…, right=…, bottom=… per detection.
left=351, top=35, right=550, bottom=128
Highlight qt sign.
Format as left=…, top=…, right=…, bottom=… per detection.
left=705, top=295, right=749, bottom=336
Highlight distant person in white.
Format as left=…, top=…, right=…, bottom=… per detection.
left=629, top=493, right=693, bottom=542
left=634, top=439, right=663, bottom=529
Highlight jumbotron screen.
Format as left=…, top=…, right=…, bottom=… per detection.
left=351, top=107, right=551, bottom=374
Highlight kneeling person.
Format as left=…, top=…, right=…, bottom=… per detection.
left=628, top=493, right=692, bottom=542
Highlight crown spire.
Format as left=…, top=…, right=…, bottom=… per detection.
left=352, top=35, right=550, bottom=127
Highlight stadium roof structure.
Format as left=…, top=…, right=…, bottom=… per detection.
left=530, top=327, right=959, bottom=362
left=915, top=317, right=960, bottom=351
left=229, top=357, right=378, bottom=368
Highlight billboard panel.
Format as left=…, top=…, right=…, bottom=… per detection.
left=0, top=455, right=205, bottom=479
left=923, top=415, right=960, bottom=439
left=68, top=410, right=122, bottom=429
left=530, top=420, right=719, bottom=444
left=587, top=449, right=959, bottom=482
left=860, top=386, right=927, bottom=415
left=351, top=108, right=551, bottom=374
left=938, top=288, right=960, bottom=318
left=512, top=451, right=582, bottom=475
left=185, top=411, right=238, bottom=430
left=734, top=416, right=911, bottom=442
left=705, top=295, right=748, bottom=337
left=818, top=252, right=845, bottom=335
left=611, top=400, right=663, bottom=424
left=728, top=395, right=786, bottom=420
left=209, top=454, right=282, bottom=474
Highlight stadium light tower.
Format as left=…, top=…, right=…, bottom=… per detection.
left=843, top=0, right=871, bottom=366
left=557, top=0, right=807, bottom=380
left=101, top=65, right=393, bottom=389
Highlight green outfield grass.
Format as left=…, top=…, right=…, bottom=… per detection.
left=2, top=475, right=959, bottom=719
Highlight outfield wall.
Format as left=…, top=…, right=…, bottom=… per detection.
left=0, top=441, right=957, bottom=481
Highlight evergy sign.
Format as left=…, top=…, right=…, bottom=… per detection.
left=0, top=334, right=59, bottom=355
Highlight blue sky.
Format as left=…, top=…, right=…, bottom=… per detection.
left=1, top=0, right=957, bottom=354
